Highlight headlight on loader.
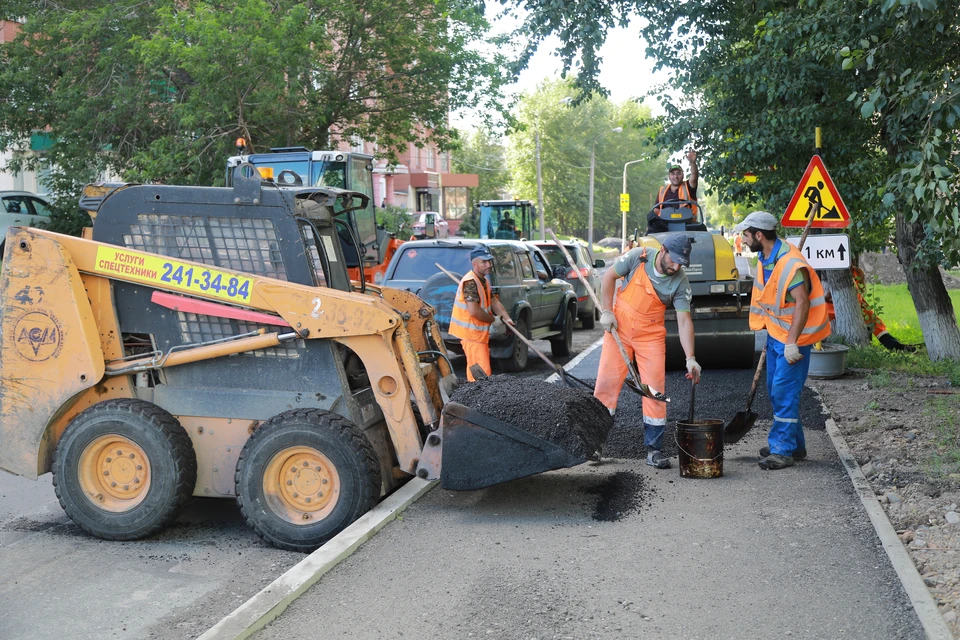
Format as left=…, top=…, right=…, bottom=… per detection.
left=709, top=284, right=725, bottom=294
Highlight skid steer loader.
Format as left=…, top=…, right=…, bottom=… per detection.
left=0, top=167, right=593, bottom=552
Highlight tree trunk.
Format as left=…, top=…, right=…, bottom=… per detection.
left=895, top=212, right=960, bottom=361
left=821, top=268, right=871, bottom=346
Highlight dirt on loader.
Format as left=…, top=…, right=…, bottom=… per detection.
left=450, top=375, right=613, bottom=459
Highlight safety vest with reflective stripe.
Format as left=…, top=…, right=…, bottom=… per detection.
left=656, top=182, right=700, bottom=216
left=749, top=243, right=832, bottom=346
left=449, top=270, right=492, bottom=344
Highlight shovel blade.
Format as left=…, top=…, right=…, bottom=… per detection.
left=723, top=410, right=758, bottom=444
left=435, top=402, right=587, bottom=491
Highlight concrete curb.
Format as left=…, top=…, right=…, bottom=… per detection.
left=197, top=478, right=435, bottom=640
left=818, top=391, right=953, bottom=640
left=544, top=337, right=604, bottom=384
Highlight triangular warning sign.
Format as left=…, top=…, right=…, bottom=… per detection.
left=781, top=156, right=851, bottom=228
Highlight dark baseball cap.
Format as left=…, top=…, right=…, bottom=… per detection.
left=470, top=246, right=494, bottom=261
left=661, top=233, right=693, bottom=266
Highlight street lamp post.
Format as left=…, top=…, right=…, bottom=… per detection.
left=621, top=158, right=646, bottom=251
left=535, top=127, right=545, bottom=241
left=587, top=127, right=622, bottom=251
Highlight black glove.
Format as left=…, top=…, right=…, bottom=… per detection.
left=878, top=333, right=914, bottom=352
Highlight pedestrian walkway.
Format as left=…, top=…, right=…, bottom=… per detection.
left=252, top=347, right=925, bottom=639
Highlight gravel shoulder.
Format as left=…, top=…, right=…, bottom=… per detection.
left=812, top=370, right=960, bottom=635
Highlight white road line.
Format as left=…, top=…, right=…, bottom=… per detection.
left=545, top=337, right=604, bottom=383
left=197, top=478, right=435, bottom=640
left=818, top=394, right=952, bottom=640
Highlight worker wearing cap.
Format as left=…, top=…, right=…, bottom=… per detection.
left=735, top=211, right=832, bottom=470
left=449, top=246, right=513, bottom=382
left=649, top=149, right=700, bottom=234
left=594, top=233, right=702, bottom=469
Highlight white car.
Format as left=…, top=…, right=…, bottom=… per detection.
left=1, top=191, right=54, bottom=254
left=410, top=212, right=449, bottom=239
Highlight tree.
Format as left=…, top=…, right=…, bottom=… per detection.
left=450, top=127, right=510, bottom=204
left=0, top=0, right=508, bottom=199
left=506, top=79, right=664, bottom=240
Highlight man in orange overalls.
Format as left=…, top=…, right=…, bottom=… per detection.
left=449, top=246, right=513, bottom=381
left=594, top=233, right=702, bottom=469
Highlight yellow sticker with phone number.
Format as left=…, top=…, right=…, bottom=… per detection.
left=94, top=246, right=254, bottom=304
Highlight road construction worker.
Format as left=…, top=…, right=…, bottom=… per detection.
left=735, top=211, right=832, bottom=470
left=449, top=246, right=513, bottom=381
left=594, top=233, right=702, bottom=469
left=648, top=149, right=700, bottom=234
left=824, top=265, right=914, bottom=351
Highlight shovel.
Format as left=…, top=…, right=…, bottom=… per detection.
left=434, top=264, right=594, bottom=392
left=724, top=202, right=820, bottom=443
left=547, top=229, right=668, bottom=403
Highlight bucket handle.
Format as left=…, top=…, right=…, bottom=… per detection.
left=674, top=436, right=723, bottom=462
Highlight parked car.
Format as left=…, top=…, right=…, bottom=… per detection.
left=529, top=240, right=604, bottom=329
left=0, top=191, right=54, bottom=254
left=381, top=239, right=578, bottom=371
left=595, top=236, right=624, bottom=250
left=410, top=212, right=449, bottom=239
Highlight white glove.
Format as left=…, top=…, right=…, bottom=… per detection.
left=784, top=343, right=803, bottom=364
left=600, top=310, right=617, bottom=332
left=489, top=316, right=507, bottom=339
left=685, top=357, right=702, bottom=383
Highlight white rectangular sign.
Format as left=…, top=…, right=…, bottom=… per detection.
left=786, top=234, right=851, bottom=269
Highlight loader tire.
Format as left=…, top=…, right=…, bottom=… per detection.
left=498, top=315, right=529, bottom=372
left=52, top=399, right=197, bottom=541
left=550, top=308, right=574, bottom=357
left=235, top=409, right=381, bottom=552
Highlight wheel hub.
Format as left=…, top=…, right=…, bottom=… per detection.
left=264, top=446, right=340, bottom=525
left=78, top=435, right=151, bottom=511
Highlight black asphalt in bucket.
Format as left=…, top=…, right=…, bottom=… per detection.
left=676, top=420, right=724, bottom=479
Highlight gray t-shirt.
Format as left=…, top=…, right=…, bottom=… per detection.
left=613, top=247, right=692, bottom=312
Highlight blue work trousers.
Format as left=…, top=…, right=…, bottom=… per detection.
left=765, top=335, right=812, bottom=456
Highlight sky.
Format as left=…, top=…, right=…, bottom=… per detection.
left=451, top=11, right=673, bottom=129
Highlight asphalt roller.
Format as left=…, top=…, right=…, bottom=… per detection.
left=641, top=199, right=755, bottom=370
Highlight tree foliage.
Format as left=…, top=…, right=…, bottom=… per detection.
left=506, top=79, right=665, bottom=239
left=450, top=126, right=510, bottom=204
left=0, top=0, right=508, bottom=199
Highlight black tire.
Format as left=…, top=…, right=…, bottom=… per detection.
left=498, top=315, right=529, bottom=372
left=580, top=305, right=596, bottom=330
left=550, top=308, right=574, bottom=357
left=52, top=399, right=197, bottom=541
left=235, top=409, right=381, bottom=552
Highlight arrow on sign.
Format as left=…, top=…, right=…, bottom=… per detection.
left=838, top=243, right=846, bottom=261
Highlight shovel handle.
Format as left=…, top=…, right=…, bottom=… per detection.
left=689, top=376, right=696, bottom=423
left=744, top=348, right=766, bottom=413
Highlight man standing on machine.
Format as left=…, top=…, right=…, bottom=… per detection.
left=735, top=211, right=831, bottom=470
left=648, top=149, right=700, bottom=234
left=594, top=233, right=702, bottom=469
left=449, top=246, right=514, bottom=381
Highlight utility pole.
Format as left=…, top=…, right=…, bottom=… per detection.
left=536, top=128, right=545, bottom=241
left=588, top=143, right=596, bottom=249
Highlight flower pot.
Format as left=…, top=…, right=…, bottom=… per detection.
left=808, top=343, right=849, bottom=379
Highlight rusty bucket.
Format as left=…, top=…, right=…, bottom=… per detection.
left=677, top=419, right=724, bottom=479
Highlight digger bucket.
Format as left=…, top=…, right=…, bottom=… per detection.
left=416, top=402, right=587, bottom=491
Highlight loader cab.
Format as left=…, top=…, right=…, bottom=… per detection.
left=476, top=200, right=535, bottom=240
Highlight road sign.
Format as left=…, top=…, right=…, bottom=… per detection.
left=781, top=156, right=851, bottom=228
left=620, top=193, right=630, bottom=212
left=786, top=234, right=851, bottom=269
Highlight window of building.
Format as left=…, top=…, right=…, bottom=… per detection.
left=443, top=187, right=469, bottom=221
left=426, top=147, right=435, bottom=169
left=350, top=136, right=365, bottom=153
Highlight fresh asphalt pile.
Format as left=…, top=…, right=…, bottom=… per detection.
left=450, top=374, right=613, bottom=459
left=582, top=371, right=828, bottom=460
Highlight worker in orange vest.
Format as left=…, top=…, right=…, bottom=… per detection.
left=449, top=246, right=513, bottom=381
left=594, top=233, right=702, bottom=469
left=736, top=211, right=832, bottom=470
left=648, top=149, right=700, bottom=234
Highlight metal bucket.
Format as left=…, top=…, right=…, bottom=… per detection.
left=808, top=343, right=849, bottom=379
left=677, top=420, right=724, bottom=479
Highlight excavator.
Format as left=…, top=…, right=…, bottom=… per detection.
left=0, top=166, right=595, bottom=552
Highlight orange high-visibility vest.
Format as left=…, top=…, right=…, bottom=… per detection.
left=450, top=270, right=492, bottom=344
left=749, top=243, right=831, bottom=346
left=656, top=182, right=700, bottom=217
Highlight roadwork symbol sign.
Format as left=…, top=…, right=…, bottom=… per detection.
left=781, top=156, right=850, bottom=228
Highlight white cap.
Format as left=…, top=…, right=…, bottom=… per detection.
left=733, top=211, right=778, bottom=233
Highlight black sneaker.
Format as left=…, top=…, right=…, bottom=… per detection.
left=759, top=454, right=795, bottom=470
left=760, top=446, right=807, bottom=460
left=647, top=450, right=671, bottom=469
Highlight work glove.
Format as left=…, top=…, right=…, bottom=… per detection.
left=784, top=343, right=803, bottom=364
left=600, top=310, right=617, bottom=332
left=685, top=357, right=702, bottom=383
left=489, top=316, right=507, bottom=339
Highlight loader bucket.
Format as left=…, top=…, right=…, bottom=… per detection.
left=417, top=402, right=587, bottom=491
